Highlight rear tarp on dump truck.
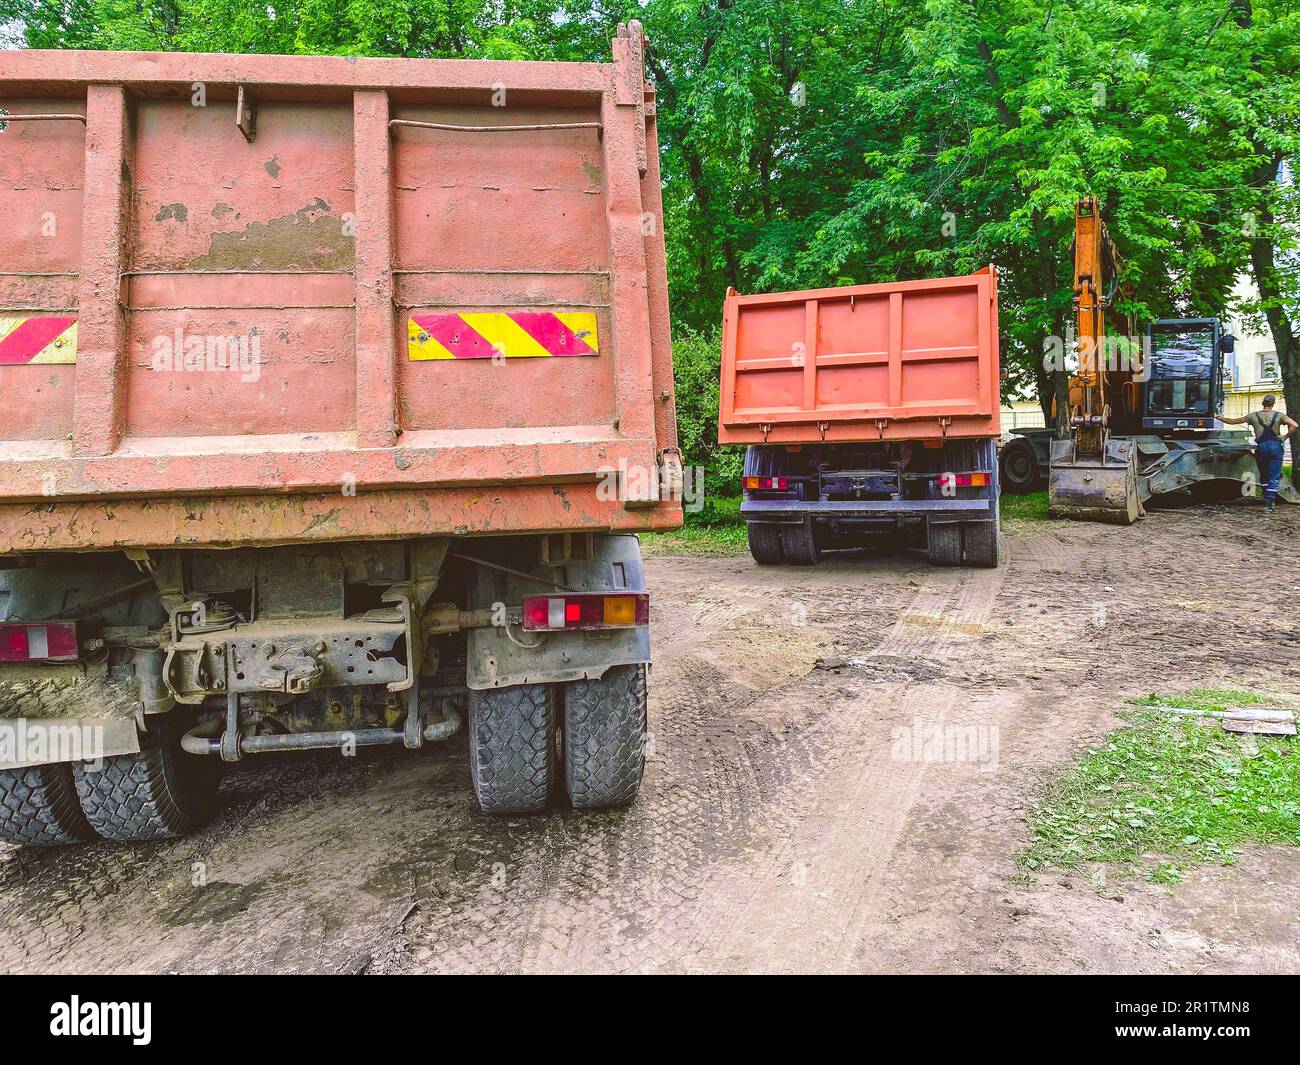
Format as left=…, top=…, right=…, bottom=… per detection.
left=0, top=23, right=681, bottom=845
left=718, top=269, right=1003, bottom=568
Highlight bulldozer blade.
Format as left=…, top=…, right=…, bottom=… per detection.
left=1048, top=436, right=1143, bottom=524
left=1277, top=480, right=1300, bottom=505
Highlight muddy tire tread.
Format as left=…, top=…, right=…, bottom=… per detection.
left=564, top=664, right=647, bottom=810
left=74, top=717, right=219, bottom=841
left=0, top=764, right=95, bottom=846
left=747, top=524, right=785, bottom=565
left=928, top=523, right=963, bottom=566
left=962, top=521, right=1001, bottom=568
left=469, top=683, right=555, bottom=814
left=779, top=522, right=820, bottom=566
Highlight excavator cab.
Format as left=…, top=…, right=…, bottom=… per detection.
left=1045, top=197, right=1286, bottom=522
left=1142, top=319, right=1231, bottom=431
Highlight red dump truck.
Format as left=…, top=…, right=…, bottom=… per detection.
left=0, top=23, right=682, bottom=846
left=719, top=269, right=1002, bottom=567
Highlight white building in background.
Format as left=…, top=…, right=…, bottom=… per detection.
left=1223, top=157, right=1296, bottom=421
left=1224, top=274, right=1288, bottom=421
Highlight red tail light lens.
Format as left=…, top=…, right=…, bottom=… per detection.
left=0, top=622, right=79, bottom=662
left=521, top=594, right=649, bottom=631
left=743, top=476, right=789, bottom=490
left=941, top=472, right=991, bottom=489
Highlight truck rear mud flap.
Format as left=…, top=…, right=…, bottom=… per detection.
left=1048, top=436, right=1143, bottom=524
left=0, top=668, right=143, bottom=770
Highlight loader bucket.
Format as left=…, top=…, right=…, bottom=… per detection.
left=1048, top=436, right=1143, bottom=524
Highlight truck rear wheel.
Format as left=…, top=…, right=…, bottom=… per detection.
left=927, top=523, right=963, bottom=565
left=0, top=764, right=96, bottom=846
left=468, top=683, right=556, bottom=814
left=779, top=520, right=820, bottom=565
left=564, top=664, right=647, bottom=810
left=747, top=523, right=785, bottom=565
left=963, top=521, right=1001, bottom=567
left=999, top=438, right=1040, bottom=494
left=73, top=712, right=222, bottom=842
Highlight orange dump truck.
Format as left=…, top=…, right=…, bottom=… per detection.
left=0, top=24, right=681, bottom=845
left=719, top=269, right=1002, bottom=567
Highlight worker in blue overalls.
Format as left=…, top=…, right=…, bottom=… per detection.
left=1223, top=395, right=1298, bottom=511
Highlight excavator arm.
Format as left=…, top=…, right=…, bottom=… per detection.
left=1048, top=197, right=1145, bottom=523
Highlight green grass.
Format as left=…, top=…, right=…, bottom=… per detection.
left=1019, top=687, right=1300, bottom=883
left=999, top=489, right=1051, bottom=527
left=1128, top=687, right=1274, bottom=713
left=641, top=494, right=748, bottom=556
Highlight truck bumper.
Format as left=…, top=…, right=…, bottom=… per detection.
left=741, top=498, right=994, bottom=525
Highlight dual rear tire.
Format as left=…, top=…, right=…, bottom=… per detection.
left=927, top=521, right=1001, bottom=568
left=3, top=666, right=649, bottom=843
left=468, top=664, right=648, bottom=814
left=747, top=521, right=819, bottom=566
left=0, top=710, right=223, bottom=847
left=0, top=763, right=95, bottom=846
left=73, top=711, right=223, bottom=842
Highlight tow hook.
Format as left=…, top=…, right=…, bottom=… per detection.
left=261, top=641, right=326, bottom=695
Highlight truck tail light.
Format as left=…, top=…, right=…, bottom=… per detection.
left=522, top=594, right=649, bottom=632
left=0, top=622, right=79, bottom=662
left=941, top=472, right=991, bottom=488
left=743, top=476, right=789, bottom=490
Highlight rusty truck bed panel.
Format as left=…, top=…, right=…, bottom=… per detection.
left=718, top=269, right=1001, bottom=445
left=0, top=26, right=680, bottom=550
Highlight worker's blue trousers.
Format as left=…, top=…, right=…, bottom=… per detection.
left=1256, top=437, right=1284, bottom=503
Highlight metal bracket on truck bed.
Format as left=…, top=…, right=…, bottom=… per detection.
left=163, top=616, right=413, bottom=704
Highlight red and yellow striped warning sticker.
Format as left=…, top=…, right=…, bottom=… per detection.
left=408, top=312, right=598, bottom=361
left=0, top=316, right=77, bottom=365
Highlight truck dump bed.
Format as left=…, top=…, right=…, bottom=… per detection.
left=718, top=268, right=1001, bottom=445
left=0, top=26, right=680, bottom=553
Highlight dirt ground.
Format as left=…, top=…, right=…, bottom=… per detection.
left=1, top=500, right=1297, bottom=974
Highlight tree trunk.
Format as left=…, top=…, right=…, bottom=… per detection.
left=1247, top=150, right=1300, bottom=489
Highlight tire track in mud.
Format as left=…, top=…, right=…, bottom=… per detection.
left=690, top=562, right=1007, bottom=971
left=393, top=564, right=923, bottom=973
left=400, top=561, right=1003, bottom=974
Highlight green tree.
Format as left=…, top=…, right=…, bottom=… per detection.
left=4, top=0, right=1298, bottom=478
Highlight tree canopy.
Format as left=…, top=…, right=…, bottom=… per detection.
left=3, top=0, right=1298, bottom=430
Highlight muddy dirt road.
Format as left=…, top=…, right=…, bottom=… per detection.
left=2, top=502, right=1297, bottom=974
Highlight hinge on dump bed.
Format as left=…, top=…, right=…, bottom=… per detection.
left=236, top=86, right=256, bottom=143
left=613, top=21, right=649, bottom=176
